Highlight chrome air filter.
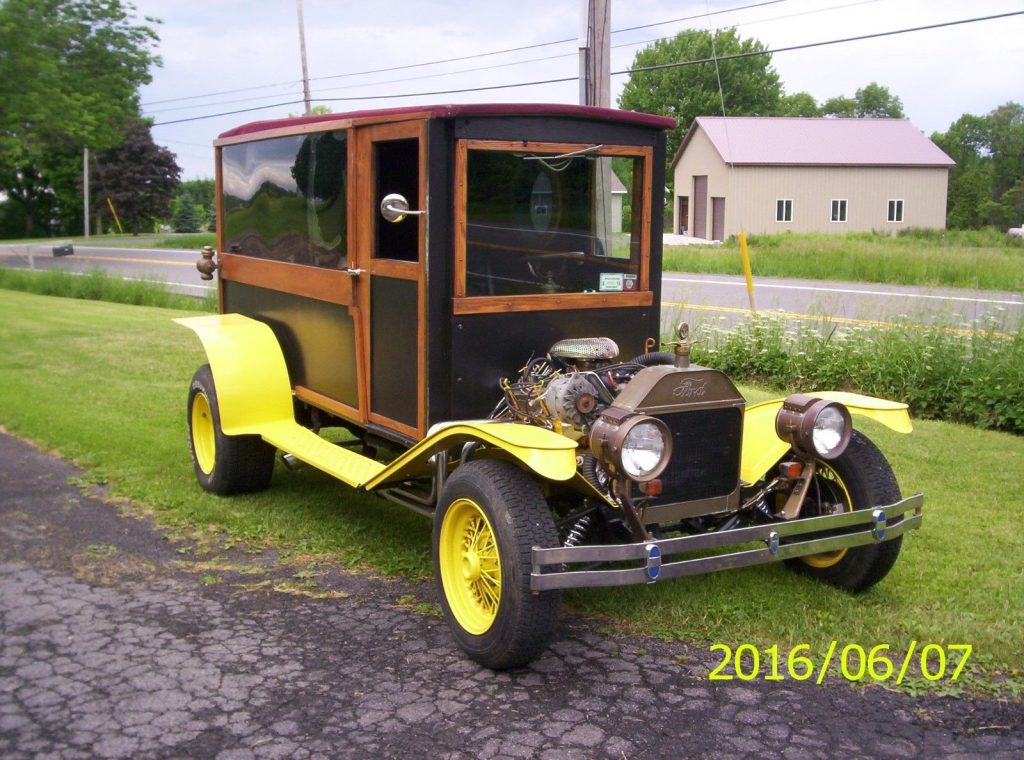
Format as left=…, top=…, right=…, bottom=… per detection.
left=549, top=337, right=619, bottom=363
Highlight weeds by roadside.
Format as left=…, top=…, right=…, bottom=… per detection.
left=0, top=267, right=216, bottom=311
left=691, top=312, right=1024, bottom=435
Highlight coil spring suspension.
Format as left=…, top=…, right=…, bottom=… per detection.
left=563, top=514, right=594, bottom=548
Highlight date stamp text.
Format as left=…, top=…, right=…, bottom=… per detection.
left=708, top=641, right=972, bottom=684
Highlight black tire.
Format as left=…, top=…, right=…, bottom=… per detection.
left=785, top=430, right=904, bottom=592
left=186, top=364, right=276, bottom=495
left=433, top=459, right=562, bottom=669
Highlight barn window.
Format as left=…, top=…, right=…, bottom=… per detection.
left=830, top=199, right=848, bottom=223
left=776, top=199, right=793, bottom=223
left=887, top=199, right=904, bottom=223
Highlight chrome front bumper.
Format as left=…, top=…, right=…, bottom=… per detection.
left=530, top=493, right=923, bottom=591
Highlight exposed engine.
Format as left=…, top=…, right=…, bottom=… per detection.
left=493, top=337, right=667, bottom=438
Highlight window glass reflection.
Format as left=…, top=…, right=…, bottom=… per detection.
left=222, top=131, right=347, bottom=268
left=465, top=149, right=643, bottom=297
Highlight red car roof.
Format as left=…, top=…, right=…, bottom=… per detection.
left=218, top=103, right=676, bottom=139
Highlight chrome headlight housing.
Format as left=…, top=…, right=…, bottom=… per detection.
left=775, top=394, right=852, bottom=460
left=589, top=407, right=672, bottom=482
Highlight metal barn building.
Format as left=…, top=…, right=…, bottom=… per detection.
left=670, top=117, right=955, bottom=241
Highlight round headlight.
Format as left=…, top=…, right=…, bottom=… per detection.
left=589, top=410, right=673, bottom=482
left=812, top=404, right=847, bottom=457
left=775, top=395, right=852, bottom=461
left=621, top=421, right=669, bottom=480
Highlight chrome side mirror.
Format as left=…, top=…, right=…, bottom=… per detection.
left=380, top=193, right=426, bottom=223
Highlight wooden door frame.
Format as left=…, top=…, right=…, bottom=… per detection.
left=351, top=120, right=428, bottom=441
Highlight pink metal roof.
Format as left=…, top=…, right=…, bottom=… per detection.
left=674, top=116, right=954, bottom=168
left=219, top=103, right=676, bottom=139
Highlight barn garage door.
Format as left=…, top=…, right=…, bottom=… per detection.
left=692, top=176, right=707, bottom=239
left=711, top=196, right=725, bottom=241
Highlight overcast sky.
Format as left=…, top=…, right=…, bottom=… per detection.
left=134, top=0, right=1024, bottom=180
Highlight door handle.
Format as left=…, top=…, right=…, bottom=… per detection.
left=345, top=267, right=364, bottom=277
left=380, top=193, right=426, bottom=223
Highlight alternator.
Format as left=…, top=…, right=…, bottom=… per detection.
left=544, top=374, right=602, bottom=428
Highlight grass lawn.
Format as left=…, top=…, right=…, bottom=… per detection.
left=664, top=230, right=1024, bottom=292
left=0, top=290, right=1021, bottom=696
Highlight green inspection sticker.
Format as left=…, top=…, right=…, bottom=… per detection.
left=599, top=273, right=623, bottom=291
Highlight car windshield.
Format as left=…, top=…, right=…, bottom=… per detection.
left=463, top=145, right=646, bottom=297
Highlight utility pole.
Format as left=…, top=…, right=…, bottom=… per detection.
left=83, top=146, right=90, bottom=238
left=296, top=0, right=312, bottom=115
left=578, top=0, right=611, bottom=107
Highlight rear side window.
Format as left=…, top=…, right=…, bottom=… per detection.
left=221, top=131, right=347, bottom=268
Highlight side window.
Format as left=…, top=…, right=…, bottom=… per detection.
left=887, top=199, right=904, bottom=223
left=221, top=131, right=348, bottom=268
left=373, top=138, right=419, bottom=262
left=462, top=146, right=645, bottom=297
left=830, top=199, right=848, bottom=223
left=776, top=199, right=793, bottom=223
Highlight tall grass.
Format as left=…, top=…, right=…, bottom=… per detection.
left=154, top=233, right=216, bottom=249
left=663, top=230, right=1024, bottom=291
left=0, top=267, right=216, bottom=311
left=691, top=312, right=1024, bottom=434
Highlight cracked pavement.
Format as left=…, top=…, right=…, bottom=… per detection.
left=1, top=432, right=1021, bottom=759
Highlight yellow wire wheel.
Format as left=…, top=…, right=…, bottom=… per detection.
left=438, top=497, right=502, bottom=635
left=799, top=463, right=852, bottom=569
left=784, top=430, right=905, bottom=593
left=190, top=390, right=216, bottom=476
left=432, top=459, right=562, bottom=669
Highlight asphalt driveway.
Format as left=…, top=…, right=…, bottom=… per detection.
left=1, top=432, right=1021, bottom=759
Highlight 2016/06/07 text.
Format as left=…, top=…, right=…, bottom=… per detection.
left=708, top=642, right=972, bottom=684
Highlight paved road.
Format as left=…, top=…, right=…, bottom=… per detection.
left=0, top=243, right=213, bottom=297
left=2, top=243, right=1021, bottom=332
left=663, top=273, right=1023, bottom=333
left=2, top=432, right=1022, bottom=759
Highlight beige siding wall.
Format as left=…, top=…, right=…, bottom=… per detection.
left=673, top=129, right=949, bottom=239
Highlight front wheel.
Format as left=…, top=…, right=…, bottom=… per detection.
left=187, top=364, right=276, bottom=495
left=433, top=459, right=562, bottom=669
left=785, top=430, right=904, bottom=592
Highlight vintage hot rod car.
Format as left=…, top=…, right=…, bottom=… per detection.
left=178, top=104, right=922, bottom=669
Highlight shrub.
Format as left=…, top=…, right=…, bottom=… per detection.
left=690, top=312, right=1024, bottom=435
left=0, top=268, right=215, bottom=312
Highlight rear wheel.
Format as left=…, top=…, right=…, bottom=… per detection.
left=433, top=459, right=562, bottom=669
left=187, top=364, right=275, bottom=495
left=785, top=430, right=903, bottom=592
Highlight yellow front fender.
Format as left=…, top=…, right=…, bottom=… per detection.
left=741, top=392, right=913, bottom=484
left=364, top=421, right=578, bottom=489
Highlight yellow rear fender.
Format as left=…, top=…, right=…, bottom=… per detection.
left=741, top=391, right=913, bottom=484
left=176, top=313, right=578, bottom=490
left=175, top=314, right=295, bottom=436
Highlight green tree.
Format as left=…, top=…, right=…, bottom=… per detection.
left=91, top=121, right=181, bottom=234
left=0, top=0, right=160, bottom=235
left=931, top=103, right=1024, bottom=229
left=177, top=179, right=215, bottom=229
left=171, top=190, right=201, bottom=233
left=775, top=91, right=820, bottom=117
left=822, top=82, right=904, bottom=118
left=618, top=28, right=781, bottom=175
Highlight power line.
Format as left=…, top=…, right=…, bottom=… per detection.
left=142, top=0, right=786, bottom=109
left=152, top=10, right=1023, bottom=127
left=616, top=10, right=1024, bottom=78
